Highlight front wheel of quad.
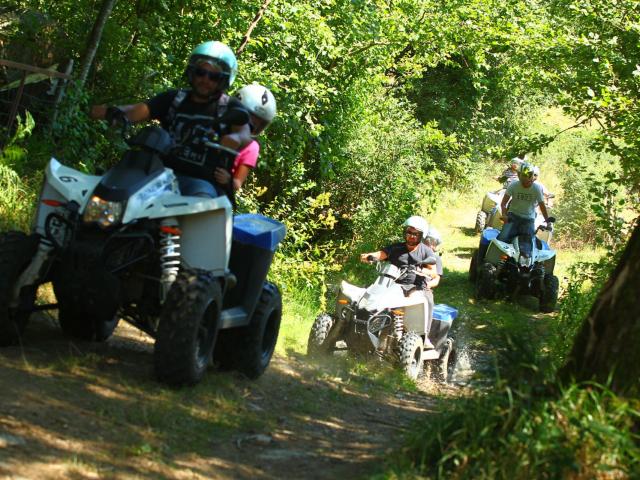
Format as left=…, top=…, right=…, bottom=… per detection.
left=476, top=263, right=497, bottom=300
left=432, top=338, right=455, bottom=383
left=154, top=268, right=222, bottom=386
left=214, top=282, right=282, bottom=379
left=0, top=231, right=40, bottom=346
left=397, top=331, right=424, bottom=380
left=307, top=313, right=335, bottom=357
left=539, top=273, right=559, bottom=313
left=475, top=211, right=487, bottom=233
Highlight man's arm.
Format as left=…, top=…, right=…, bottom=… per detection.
left=500, top=193, right=511, bottom=221
left=90, top=103, right=151, bottom=123
left=538, top=201, right=549, bottom=221
left=360, top=250, right=388, bottom=263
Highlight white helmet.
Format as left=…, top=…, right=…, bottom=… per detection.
left=402, top=215, right=429, bottom=239
left=235, top=83, right=277, bottom=135
left=424, top=226, right=442, bottom=247
left=510, top=157, right=524, bottom=167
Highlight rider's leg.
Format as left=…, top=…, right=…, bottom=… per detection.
left=516, top=216, right=536, bottom=257
left=177, top=175, right=221, bottom=198
left=497, top=214, right=515, bottom=244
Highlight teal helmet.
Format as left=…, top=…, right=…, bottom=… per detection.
left=187, top=41, right=238, bottom=90
left=519, top=161, right=536, bottom=179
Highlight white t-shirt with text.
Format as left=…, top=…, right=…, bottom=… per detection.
left=506, top=181, right=544, bottom=219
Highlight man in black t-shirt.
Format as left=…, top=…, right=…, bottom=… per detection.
left=90, top=41, right=250, bottom=198
left=360, top=215, right=439, bottom=348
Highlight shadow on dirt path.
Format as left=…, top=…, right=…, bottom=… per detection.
left=0, top=313, right=448, bottom=480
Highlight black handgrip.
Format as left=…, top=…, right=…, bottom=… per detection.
left=105, top=106, right=128, bottom=127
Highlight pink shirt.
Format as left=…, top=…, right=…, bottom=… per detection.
left=232, top=140, right=259, bottom=175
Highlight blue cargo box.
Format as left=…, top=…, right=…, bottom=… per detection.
left=480, top=228, right=500, bottom=246
left=433, top=304, right=458, bottom=323
left=233, top=214, right=286, bottom=252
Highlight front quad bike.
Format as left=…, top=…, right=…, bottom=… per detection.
left=307, top=259, right=459, bottom=382
left=0, top=123, right=286, bottom=387
left=470, top=222, right=559, bottom=312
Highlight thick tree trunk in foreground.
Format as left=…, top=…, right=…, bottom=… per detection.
left=559, top=220, right=640, bottom=396
left=78, top=0, right=117, bottom=87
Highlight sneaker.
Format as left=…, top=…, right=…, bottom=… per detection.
left=424, top=338, right=435, bottom=349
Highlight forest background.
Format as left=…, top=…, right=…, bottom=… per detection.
left=1, top=0, right=639, bottom=477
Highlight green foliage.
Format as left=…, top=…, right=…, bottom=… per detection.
left=549, top=138, right=627, bottom=248
left=549, top=254, right=618, bottom=371
left=49, top=83, right=116, bottom=173
left=0, top=112, right=34, bottom=172
left=0, top=164, right=38, bottom=232
left=384, top=381, right=640, bottom=479
left=0, top=113, right=39, bottom=231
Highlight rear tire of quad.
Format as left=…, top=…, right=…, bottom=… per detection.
left=58, top=306, right=120, bottom=342
left=475, top=211, right=487, bottom=233
left=476, top=263, right=497, bottom=300
left=432, top=338, right=455, bottom=384
left=214, top=282, right=282, bottom=379
left=307, top=313, right=335, bottom=357
left=397, top=332, right=424, bottom=380
left=539, top=273, right=559, bottom=313
left=154, top=268, right=222, bottom=386
left=0, top=231, right=39, bottom=346
left=468, top=249, right=478, bottom=283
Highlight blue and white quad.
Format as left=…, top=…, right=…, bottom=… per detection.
left=469, top=225, right=559, bottom=312
left=307, top=260, right=459, bottom=382
left=0, top=124, right=286, bottom=386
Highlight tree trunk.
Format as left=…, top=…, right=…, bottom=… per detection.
left=78, top=0, right=117, bottom=87
left=558, top=220, right=640, bottom=396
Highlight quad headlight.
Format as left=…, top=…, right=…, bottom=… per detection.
left=82, top=195, right=124, bottom=228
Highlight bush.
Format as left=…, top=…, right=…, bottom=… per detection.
left=383, top=381, right=640, bottom=479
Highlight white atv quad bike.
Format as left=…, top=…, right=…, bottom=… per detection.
left=0, top=121, right=285, bottom=387
left=468, top=221, right=558, bottom=312
left=307, top=257, right=458, bottom=382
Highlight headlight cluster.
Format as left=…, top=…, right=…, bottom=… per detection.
left=82, top=195, right=124, bottom=228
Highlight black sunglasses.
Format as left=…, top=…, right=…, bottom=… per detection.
left=405, top=229, right=420, bottom=237
left=193, top=67, right=227, bottom=82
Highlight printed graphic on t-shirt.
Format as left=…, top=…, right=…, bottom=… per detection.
left=513, top=190, right=539, bottom=202
left=171, top=113, right=218, bottom=166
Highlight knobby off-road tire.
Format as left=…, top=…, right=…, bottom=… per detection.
left=0, top=231, right=39, bottom=346
left=476, top=263, right=497, bottom=300
left=475, top=211, right=487, bottom=233
left=154, top=268, right=222, bottom=386
left=468, top=249, right=478, bottom=283
left=539, top=273, right=559, bottom=313
left=397, top=331, right=424, bottom=380
left=307, top=313, right=335, bottom=357
left=57, top=306, right=120, bottom=342
left=214, top=282, right=282, bottom=379
left=432, top=338, right=455, bottom=383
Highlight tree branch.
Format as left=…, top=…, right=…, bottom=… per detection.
left=236, top=0, right=272, bottom=57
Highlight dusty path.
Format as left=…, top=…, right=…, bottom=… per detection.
left=0, top=314, right=453, bottom=480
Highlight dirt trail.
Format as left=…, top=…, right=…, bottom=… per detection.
left=0, top=312, right=457, bottom=480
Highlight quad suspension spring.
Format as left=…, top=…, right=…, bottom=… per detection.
left=159, top=218, right=181, bottom=286
left=393, top=311, right=404, bottom=340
